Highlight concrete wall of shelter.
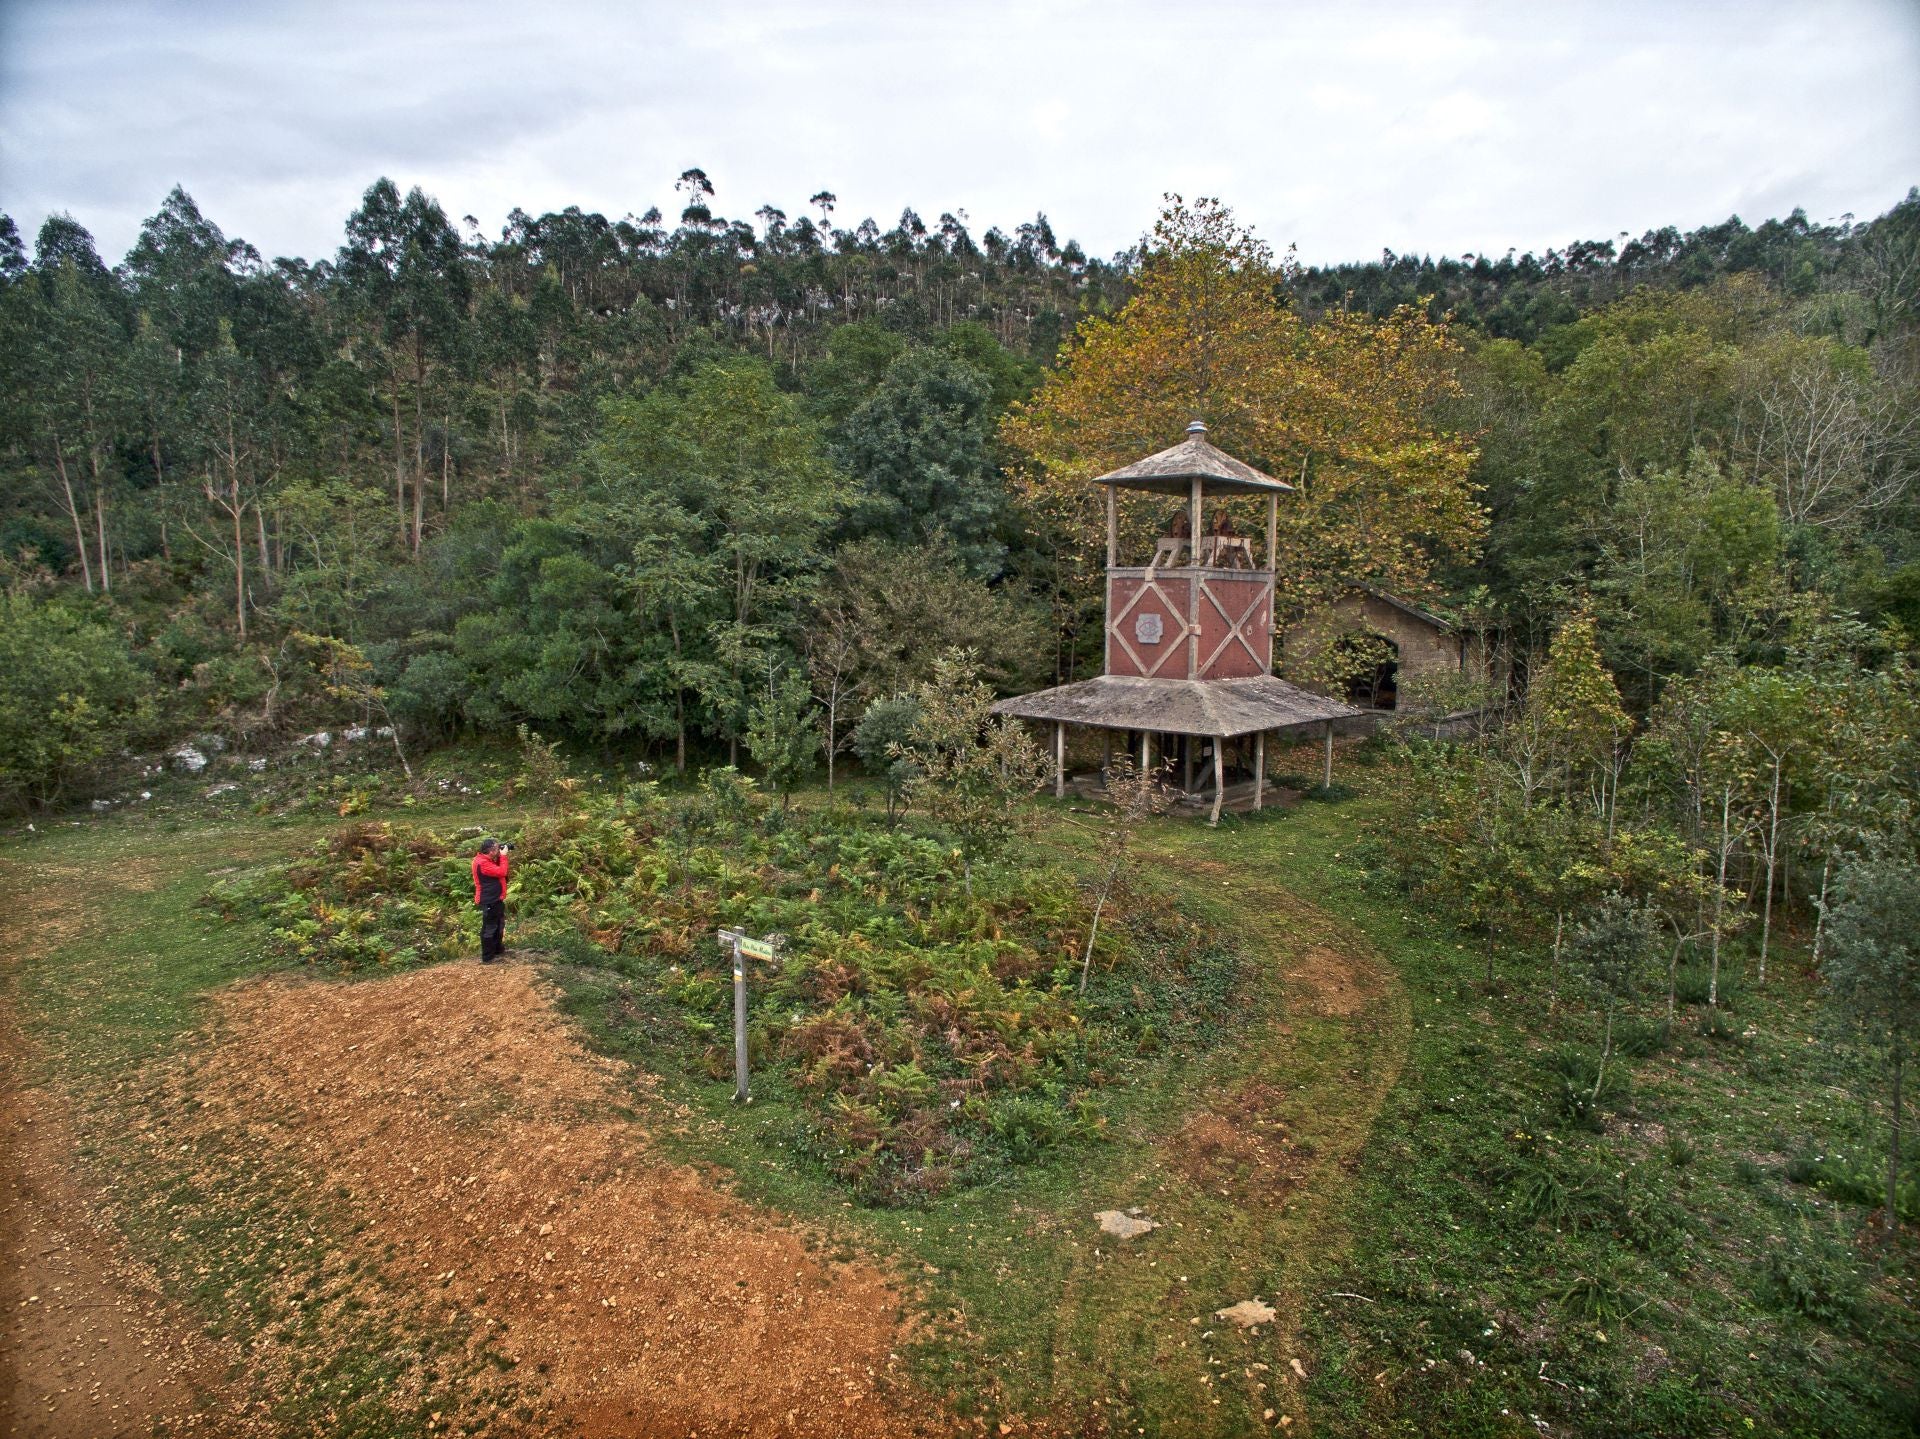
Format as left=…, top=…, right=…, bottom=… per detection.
left=1282, top=591, right=1464, bottom=686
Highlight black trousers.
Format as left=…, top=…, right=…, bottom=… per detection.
left=479, top=900, right=506, bottom=961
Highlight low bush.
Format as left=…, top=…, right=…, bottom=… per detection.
left=1754, top=1240, right=1863, bottom=1327
left=1545, top=1045, right=1632, bottom=1127
left=1785, top=1149, right=1920, bottom=1222
left=1613, top=1017, right=1670, bottom=1057
left=1674, top=965, right=1742, bottom=1008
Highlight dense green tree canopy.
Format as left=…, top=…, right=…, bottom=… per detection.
left=0, top=176, right=1911, bottom=799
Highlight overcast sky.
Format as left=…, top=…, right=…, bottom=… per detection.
left=2, top=0, right=1916, bottom=270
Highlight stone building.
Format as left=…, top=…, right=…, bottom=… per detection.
left=1282, top=582, right=1492, bottom=714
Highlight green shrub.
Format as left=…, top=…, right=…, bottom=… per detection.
left=1785, top=1149, right=1920, bottom=1221
left=985, top=1093, right=1086, bottom=1161
left=1702, top=1007, right=1744, bottom=1044
left=1674, top=965, right=1742, bottom=1008
left=1558, top=1271, right=1640, bottom=1322
left=1546, top=1045, right=1632, bottom=1127
left=0, top=592, right=151, bottom=810
left=1754, top=1243, right=1862, bottom=1326
left=1506, top=1159, right=1575, bottom=1225
left=1614, top=1017, right=1670, bottom=1057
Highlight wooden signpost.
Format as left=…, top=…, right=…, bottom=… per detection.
left=716, top=927, right=782, bottom=1102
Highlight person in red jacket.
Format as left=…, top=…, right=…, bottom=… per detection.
left=472, top=839, right=511, bottom=963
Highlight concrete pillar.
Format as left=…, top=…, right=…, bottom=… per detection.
left=1053, top=722, right=1066, bottom=799
left=1323, top=719, right=1335, bottom=789
left=1254, top=731, right=1266, bottom=811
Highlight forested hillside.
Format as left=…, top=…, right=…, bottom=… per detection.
left=5, top=174, right=1920, bottom=1436
left=1, top=178, right=1916, bottom=804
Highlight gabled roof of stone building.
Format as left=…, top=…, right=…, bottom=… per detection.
left=1345, top=582, right=1454, bottom=633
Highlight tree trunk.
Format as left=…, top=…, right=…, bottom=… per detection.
left=387, top=721, right=414, bottom=780
left=1549, top=911, right=1564, bottom=1015
left=1080, top=858, right=1121, bottom=995
left=411, top=338, right=427, bottom=553
left=670, top=617, right=687, bottom=774
left=824, top=690, right=838, bottom=793
left=391, top=373, right=408, bottom=545
left=1757, top=756, right=1783, bottom=986
left=412, top=461, right=427, bottom=554
left=89, top=449, right=111, bottom=594
left=1812, top=856, right=1833, bottom=969
left=1592, top=1005, right=1615, bottom=1105
left=232, top=477, right=248, bottom=642
left=1709, top=786, right=1731, bottom=1008
left=1889, top=1040, right=1904, bottom=1237
left=54, top=446, right=94, bottom=593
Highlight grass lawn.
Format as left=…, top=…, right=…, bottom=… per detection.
left=2, top=746, right=1913, bottom=1437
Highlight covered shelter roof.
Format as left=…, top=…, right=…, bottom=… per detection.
left=1092, top=421, right=1294, bottom=496
left=990, top=674, right=1358, bottom=738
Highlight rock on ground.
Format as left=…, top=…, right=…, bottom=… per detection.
left=1094, top=1209, right=1159, bottom=1240
left=1215, top=1299, right=1278, bottom=1328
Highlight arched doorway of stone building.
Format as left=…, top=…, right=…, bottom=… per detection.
left=1334, top=631, right=1400, bottom=710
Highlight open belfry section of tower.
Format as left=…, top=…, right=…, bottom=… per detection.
left=992, top=421, right=1359, bottom=825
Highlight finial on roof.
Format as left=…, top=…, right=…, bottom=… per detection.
left=1186, top=419, right=1208, bottom=440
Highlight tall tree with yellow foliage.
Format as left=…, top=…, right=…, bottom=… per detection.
left=1002, top=196, right=1485, bottom=675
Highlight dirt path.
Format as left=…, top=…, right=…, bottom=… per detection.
left=0, top=856, right=239, bottom=1438
left=1165, top=850, right=1412, bottom=1409
left=0, top=1039, right=237, bottom=1437
left=1, top=836, right=946, bottom=1439
left=1030, top=835, right=1411, bottom=1434
left=3, top=809, right=1409, bottom=1438
left=172, top=962, right=938, bottom=1438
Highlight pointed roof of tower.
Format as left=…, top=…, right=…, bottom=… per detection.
left=1091, top=420, right=1294, bottom=496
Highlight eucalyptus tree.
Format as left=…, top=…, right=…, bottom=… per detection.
left=744, top=663, right=819, bottom=807
left=121, top=185, right=251, bottom=357
left=182, top=320, right=277, bottom=638
left=24, top=221, right=129, bottom=593
left=1825, top=855, right=1920, bottom=1234
left=0, top=215, right=25, bottom=281
left=896, top=647, right=1049, bottom=894
left=339, top=178, right=472, bottom=550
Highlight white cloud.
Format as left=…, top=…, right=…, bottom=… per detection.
left=0, top=0, right=1914, bottom=268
